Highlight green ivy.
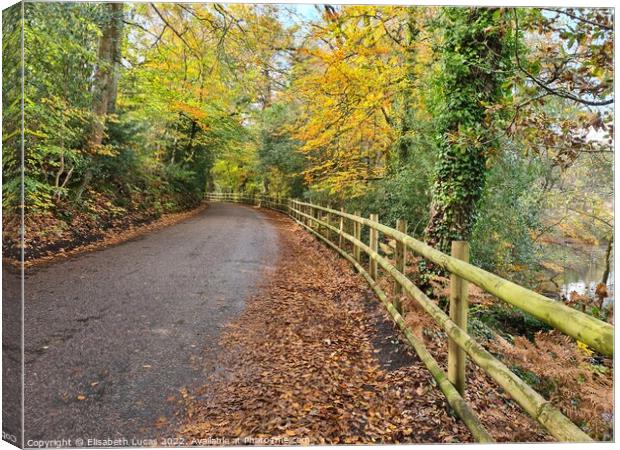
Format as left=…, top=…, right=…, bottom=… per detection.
left=425, top=7, right=514, bottom=253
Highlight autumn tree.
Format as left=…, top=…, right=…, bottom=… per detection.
left=291, top=6, right=418, bottom=199
left=507, top=8, right=613, bottom=168
left=393, top=8, right=422, bottom=169
left=3, top=3, right=613, bottom=295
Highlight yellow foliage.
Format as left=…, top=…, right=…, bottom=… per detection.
left=576, top=341, right=594, bottom=357
left=289, top=6, right=434, bottom=197
left=173, top=101, right=208, bottom=122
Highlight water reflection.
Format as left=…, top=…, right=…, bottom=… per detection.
left=559, top=244, right=614, bottom=308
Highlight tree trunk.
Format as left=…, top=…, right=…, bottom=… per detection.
left=77, top=3, right=123, bottom=201
left=185, top=120, right=198, bottom=156
left=396, top=10, right=419, bottom=168
left=87, top=2, right=123, bottom=149
left=261, top=67, right=272, bottom=110
left=601, top=234, right=613, bottom=285
left=424, top=8, right=511, bottom=252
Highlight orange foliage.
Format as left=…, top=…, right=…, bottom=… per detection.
left=490, top=331, right=613, bottom=440
left=289, top=6, right=433, bottom=197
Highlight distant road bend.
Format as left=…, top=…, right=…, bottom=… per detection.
left=23, top=203, right=279, bottom=442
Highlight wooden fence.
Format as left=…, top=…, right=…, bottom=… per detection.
left=205, top=192, right=613, bottom=442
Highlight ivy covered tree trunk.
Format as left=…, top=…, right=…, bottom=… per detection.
left=424, top=7, right=511, bottom=252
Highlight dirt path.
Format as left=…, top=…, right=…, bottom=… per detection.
left=180, top=211, right=474, bottom=444
left=22, top=203, right=279, bottom=445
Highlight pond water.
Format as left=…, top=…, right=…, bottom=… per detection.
left=558, top=244, right=614, bottom=308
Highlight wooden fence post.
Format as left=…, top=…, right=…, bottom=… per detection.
left=369, top=214, right=379, bottom=280
left=448, top=240, right=470, bottom=396
left=316, top=206, right=321, bottom=233
left=329, top=206, right=335, bottom=242
left=313, top=206, right=318, bottom=230
left=313, top=205, right=318, bottom=230
left=393, top=219, right=407, bottom=313
left=338, top=208, right=344, bottom=249
left=324, top=206, right=328, bottom=238
left=326, top=205, right=332, bottom=240
left=353, top=211, right=362, bottom=262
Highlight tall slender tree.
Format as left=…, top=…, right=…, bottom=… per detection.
left=77, top=2, right=124, bottom=199
left=88, top=2, right=124, bottom=149
left=395, top=9, right=420, bottom=168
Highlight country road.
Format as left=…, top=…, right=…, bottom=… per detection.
left=22, top=203, right=279, bottom=443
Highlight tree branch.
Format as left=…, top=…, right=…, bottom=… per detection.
left=541, top=8, right=613, bottom=31
left=567, top=206, right=613, bottom=229
left=150, top=3, right=196, bottom=55
left=512, top=11, right=613, bottom=107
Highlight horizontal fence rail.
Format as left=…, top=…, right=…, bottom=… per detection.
left=206, top=192, right=613, bottom=442
left=290, top=200, right=613, bottom=357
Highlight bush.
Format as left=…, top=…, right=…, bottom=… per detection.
left=471, top=149, right=545, bottom=283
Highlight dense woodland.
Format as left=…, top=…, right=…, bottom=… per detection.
left=3, top=3, right=612, bottom=284
left=2, top=3, right=614, bottom=295
left=3, top=3, right=613, bottom=278
left=1, top=2, right=614, bottom=440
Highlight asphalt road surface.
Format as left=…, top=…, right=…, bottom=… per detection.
left=23, top=203, right=279, bottom=444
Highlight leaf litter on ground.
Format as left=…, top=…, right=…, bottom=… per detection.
left=179, top=211, right=549, bottom=444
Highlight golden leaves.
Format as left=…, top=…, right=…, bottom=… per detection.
left=172, top=101, right=208, bottom=122
left=288, top=7, right=419, bottom=197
